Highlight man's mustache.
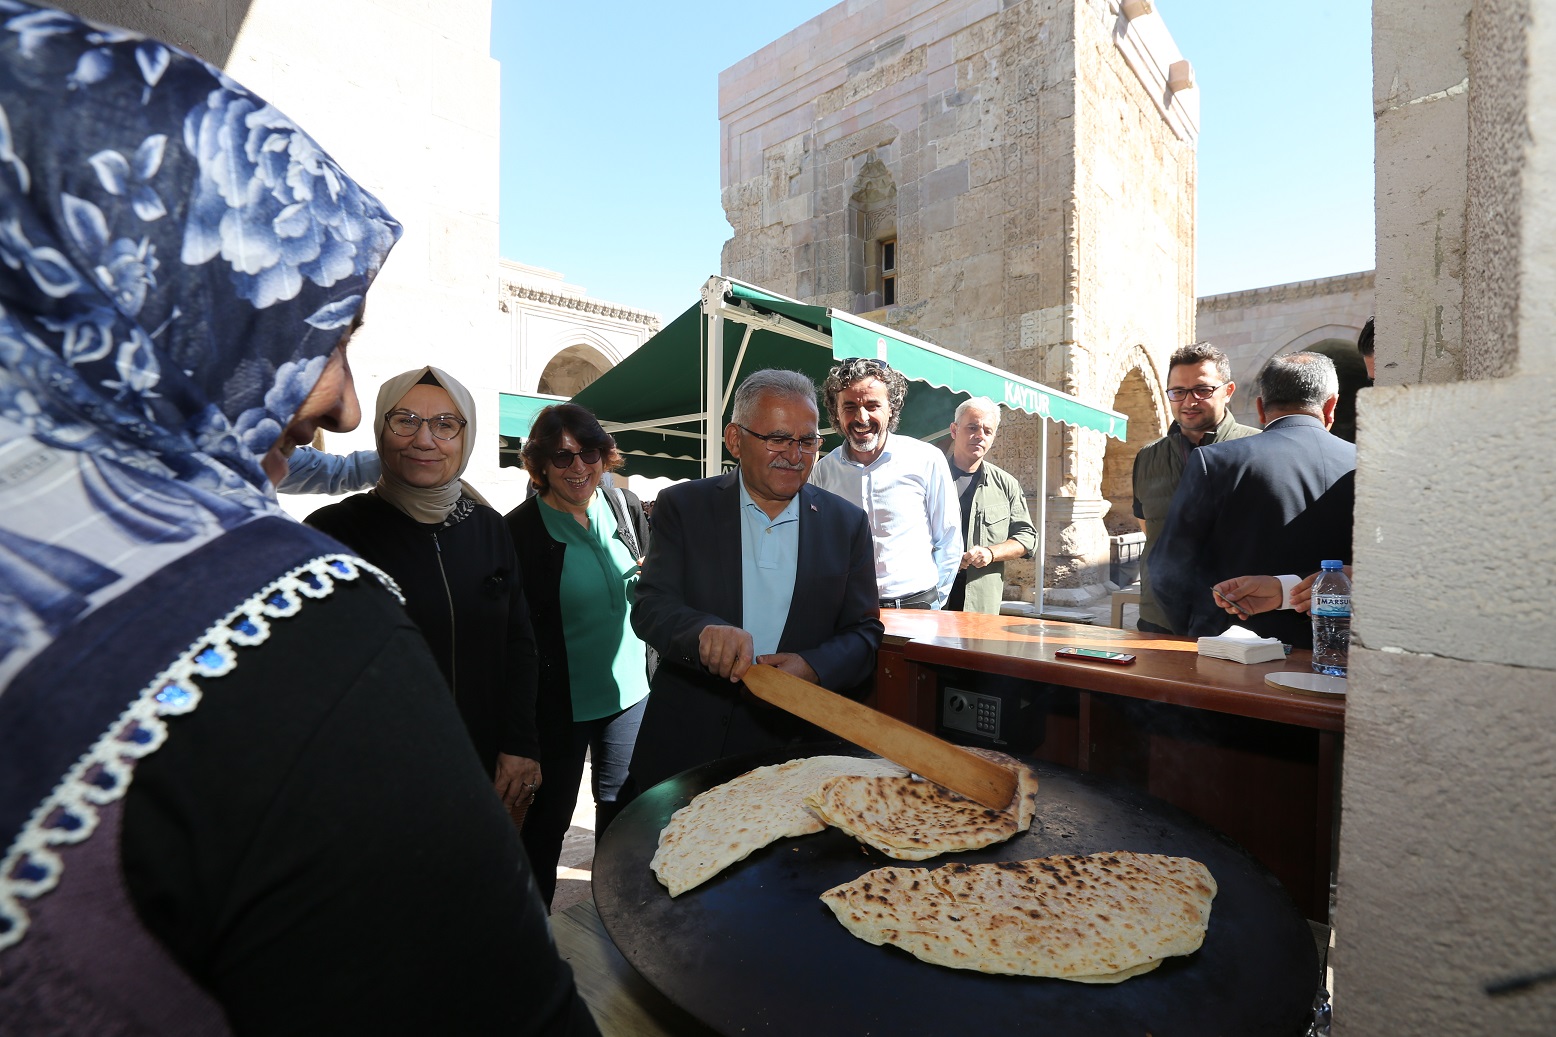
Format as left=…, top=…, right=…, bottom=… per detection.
left=769, top=457, right=806, bottom=471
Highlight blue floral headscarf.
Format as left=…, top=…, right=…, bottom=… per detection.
left=0, top=2, right=401, bottom=952
left=0, top=2, right=401, bottom=687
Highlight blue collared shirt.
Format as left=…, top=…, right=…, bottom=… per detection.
left=738, top=477, right=801, bottom=657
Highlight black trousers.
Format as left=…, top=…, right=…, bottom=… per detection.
left=520, top=696, right=647, bottom=909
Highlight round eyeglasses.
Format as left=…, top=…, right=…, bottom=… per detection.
left=1164, top=384, right=1225, bottom=402
left=735, top=424, right=822, bottom=454
left=549, top=448, right=602, bottom=469
left=384, top=410, right=466, bottom=441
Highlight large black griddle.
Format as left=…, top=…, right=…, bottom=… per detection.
left=594, top=746, right=1318, bottom=1037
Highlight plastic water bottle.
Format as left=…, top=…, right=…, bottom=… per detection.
left=1310, top=560, right=1351, bottom=677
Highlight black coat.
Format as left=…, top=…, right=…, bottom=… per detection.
left=627, top=472, right=882, bottom=792
left=306, top=493, right=540, bottom=769
left=1151, top=414, right=1356, bottom=646
left=504, top=488, right=649, bottom=752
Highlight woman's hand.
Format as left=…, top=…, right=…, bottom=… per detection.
left=494, top=753, right=542, bottom=809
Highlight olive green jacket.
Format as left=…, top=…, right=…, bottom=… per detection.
left=959, top=459, right=1038, bottom=615
left=1131, top=411, right=1260, bottom=629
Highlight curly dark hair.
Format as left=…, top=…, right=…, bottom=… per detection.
left=821, top=357, right=908, bottom=433
left=520, top=403, right=623, bottom=493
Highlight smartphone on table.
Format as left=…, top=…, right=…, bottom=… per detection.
left=1054, top=646, right=1137, bottom=665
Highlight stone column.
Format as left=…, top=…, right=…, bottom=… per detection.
left=1041, top=496, right=1112, bottom=605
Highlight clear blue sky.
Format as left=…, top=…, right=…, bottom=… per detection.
left=493, top=1, right=1374, bottom=321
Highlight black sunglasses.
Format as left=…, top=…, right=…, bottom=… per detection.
left=549, top=447, right=602, bottom=469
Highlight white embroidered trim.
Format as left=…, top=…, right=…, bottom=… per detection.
left=0, top=553, right=401, bottom=954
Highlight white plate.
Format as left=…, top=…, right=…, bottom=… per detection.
left=1264, top=671, right=1348, bottom=696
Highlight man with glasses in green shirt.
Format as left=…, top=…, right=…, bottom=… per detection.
left=1130, top=343, right=1259, bottom=633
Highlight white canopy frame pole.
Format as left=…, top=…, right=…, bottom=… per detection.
left=704, top=309, right=725, bottom=478
left=723, top=325, right=756, bottom=405
left=1035, top=417, right=1048, bottom=617
left=700, top=278, right=730, bottom=479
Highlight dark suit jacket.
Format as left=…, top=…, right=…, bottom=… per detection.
left=1151, top=414, right=1356, bottom=647
left=627, top=472, right=882, bottom=792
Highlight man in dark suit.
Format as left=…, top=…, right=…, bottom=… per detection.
left=627, top=369, right=883, bottom=792
left=1151, top=352, right=1356, bottom=647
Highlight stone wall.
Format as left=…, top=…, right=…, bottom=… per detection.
left=1195, top=270, right=1375, bottom=434
left=719, top=0, right=1198, bottom=602
left=52, top=0, right=509, bottom=511
left=1335, top=0, right=1555, bottom=1032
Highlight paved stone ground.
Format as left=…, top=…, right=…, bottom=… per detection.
left=539, top=595, right=1133, bottom=914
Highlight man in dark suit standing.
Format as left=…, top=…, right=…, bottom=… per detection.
left=1151, top=352, right=1356, bottom=647
left=627, top=369, right=882, bottom=792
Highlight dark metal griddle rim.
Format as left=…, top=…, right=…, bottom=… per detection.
left=594, top=744, right=1318, bottom=1037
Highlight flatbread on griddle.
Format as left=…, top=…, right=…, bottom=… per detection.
left=650, top=755, right=907, bottom=896
left=819, top=851, right=1217, bottom=982
left=803, top=749, right=1039, bottom=860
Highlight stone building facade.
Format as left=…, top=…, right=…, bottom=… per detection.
left=719, top=0, right=1199, bottom=603
left=497, top=260, right=661, bottom=398
left=494, top=261, right=661, bottom=487
left=1196, top=270, right=1374, bottom=440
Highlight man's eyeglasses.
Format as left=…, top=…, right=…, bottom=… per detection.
left=735, top=424, right=822, bottom=454
left=1165, top=384, right=1225, bottom=402
left=384, top=410, right=466, bottom=440
left=549, top=448, right=603, bottom=469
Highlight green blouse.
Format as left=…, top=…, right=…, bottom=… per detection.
left=536, top=490, right=650, bottom=721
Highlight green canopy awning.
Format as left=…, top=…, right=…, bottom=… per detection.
left=497, top=276, right=1125, bottom=481
left=498, top=390, right=568, bottom=439
left=830, top=312, right=1129, bottom=441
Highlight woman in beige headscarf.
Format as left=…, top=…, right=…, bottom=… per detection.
left=308, top=367, right=542, bottom=812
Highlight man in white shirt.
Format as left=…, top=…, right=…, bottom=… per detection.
left=809, top=358, right=962, bottom=609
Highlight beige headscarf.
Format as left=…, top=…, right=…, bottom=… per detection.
left=373, top=365, right=486, bottom=524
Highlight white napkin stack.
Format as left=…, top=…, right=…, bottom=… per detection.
left=1197, top=625, right=1287, bottom=664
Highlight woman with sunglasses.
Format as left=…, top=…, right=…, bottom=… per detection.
left=307, top=369, right=543, bottom=816
left=505, top=405, right=651, bottom=909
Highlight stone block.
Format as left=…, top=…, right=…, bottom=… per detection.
left=1335, top=647, right=1556, bottom=1037
left=921, top=159, right=970, bottom=207
left=1007, top=242, right=1042, bottom=279
left=954, top=280, right=1004, bottom=325
left=1354, top=371, right=1556, bottom=670
left=1375, top=93, right=1467, bottom=385
left=428, top=118, right=498, bottom=224
left=921, top=197, right=959, bottom=236
left=1373, top=0, right=1469, bottom=113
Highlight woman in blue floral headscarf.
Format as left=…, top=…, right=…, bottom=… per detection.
left=0, top=5, right=596, bottom=1034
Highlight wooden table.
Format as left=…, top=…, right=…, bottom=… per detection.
left=873, top=611, right=1344, bottom=920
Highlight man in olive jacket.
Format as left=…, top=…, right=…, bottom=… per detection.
left=1132, top=343, right=1260, bottom=633
left=944, top=397, right=1037, bottom=614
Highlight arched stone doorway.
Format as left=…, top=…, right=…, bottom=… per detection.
left=537, top=343, right=611, bottom=397
left=1100, top=358, right=1163, bottom=537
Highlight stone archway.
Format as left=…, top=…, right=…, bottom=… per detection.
left=1101, top=363, right=1160, bottom=536
left=537, top=343, right=612, bottom=397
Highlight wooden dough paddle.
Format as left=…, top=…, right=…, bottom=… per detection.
left=742, top=663, right=1018, bottom=810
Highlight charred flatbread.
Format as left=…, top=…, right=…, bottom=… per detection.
left=803, top=749, right=1039, bottom=860
left=819, top=851, right=1216, bottom=982
left=650, top=755, right=907, bottom=896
